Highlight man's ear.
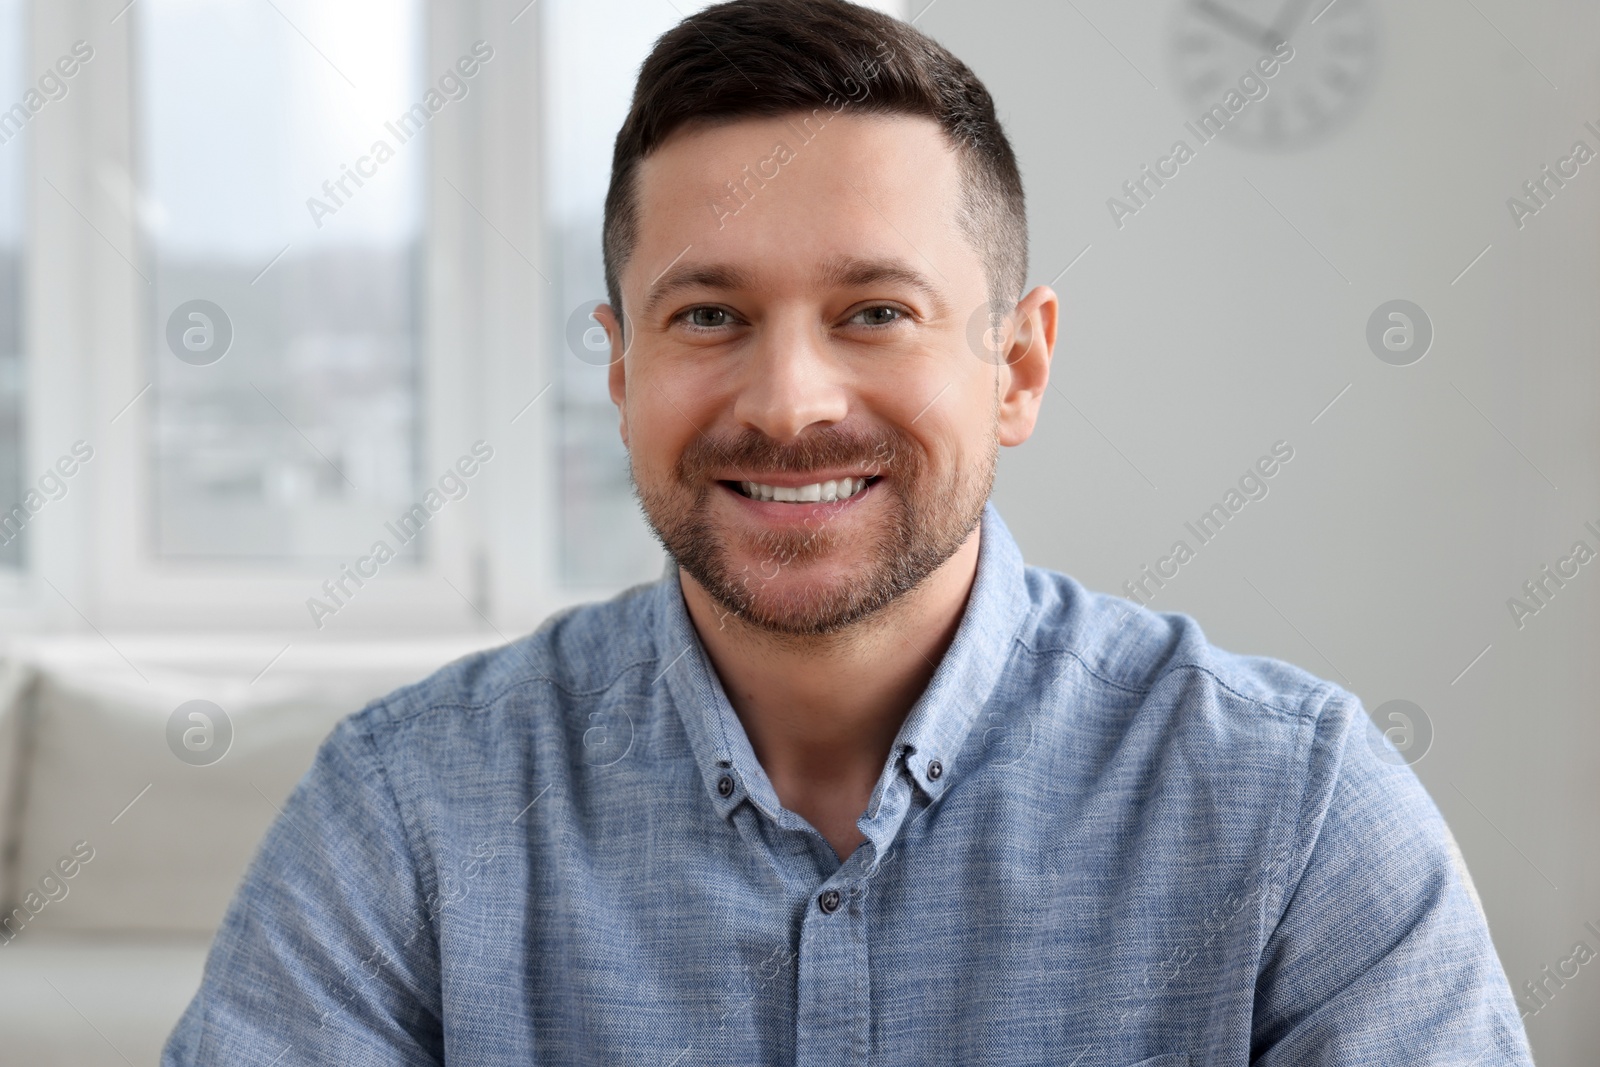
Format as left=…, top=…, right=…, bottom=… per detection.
left=593, top=302, right=630, bottom=447
left=996, top=285, right=1057, bottom=447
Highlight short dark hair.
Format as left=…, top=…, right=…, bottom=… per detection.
left=602, top=0, right=1027, bottom=328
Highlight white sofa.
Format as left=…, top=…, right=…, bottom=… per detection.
left=0, top=634, right=499, bottom=1066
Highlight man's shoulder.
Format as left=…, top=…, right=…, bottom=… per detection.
left=1015, top=563, right=1390, bottom=876
left=346, top=575, right=669, bottom=738
left=1015, top=562, right=1352, bottom=734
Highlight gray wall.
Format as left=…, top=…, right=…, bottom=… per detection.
left=919, top=1, right=1600, bottom=1062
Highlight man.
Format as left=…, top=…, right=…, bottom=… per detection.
left=165, top=1, right=1535, bottom=1063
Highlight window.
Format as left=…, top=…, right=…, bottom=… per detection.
left=66, top=0, right=490, bottom=630
left=136, top=0, right=428, bottom=563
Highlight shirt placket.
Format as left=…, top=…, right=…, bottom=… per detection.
left=789, top=762, right=922, bottom=1067
left=795, top=859, right=873, bottom=1067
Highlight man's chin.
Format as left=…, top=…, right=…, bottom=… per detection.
left=706, top=553, right=882, bottom=633
left=711, top=586, right=880, bottom=637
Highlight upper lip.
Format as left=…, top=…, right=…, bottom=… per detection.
left=720, top=471, right=881, bottom=488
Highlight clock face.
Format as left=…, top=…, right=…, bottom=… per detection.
left=1167, top=0, right=1381, bottom=151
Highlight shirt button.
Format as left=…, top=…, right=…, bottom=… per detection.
left=818, top=889, right=842, bottom=914
left=717, top=775, right=734, bottom=797
left=927, top=759, right=944, bottom=781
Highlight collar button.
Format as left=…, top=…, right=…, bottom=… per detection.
left=717, top=774, right=735, bottom=797
left=927, top=759, right=944, bottom=781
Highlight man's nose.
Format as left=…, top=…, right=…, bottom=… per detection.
left=730, top=316, right=850, bottom=441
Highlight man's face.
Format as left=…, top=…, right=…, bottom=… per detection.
left=601, top=112, right=1035, bottom=636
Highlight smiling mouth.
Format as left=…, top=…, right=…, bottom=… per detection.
left=724, top=476, right=880, bottom=503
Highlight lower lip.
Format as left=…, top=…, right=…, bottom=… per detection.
left=719, top=479, right=880, bottom=520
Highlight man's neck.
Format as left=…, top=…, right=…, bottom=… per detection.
left=678, top=528, right=982, bottom=802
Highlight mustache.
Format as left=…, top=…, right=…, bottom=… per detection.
left=677, top=426, right=908, bottom=482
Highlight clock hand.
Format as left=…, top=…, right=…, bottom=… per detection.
left=1267, top=0, right=1317, bottom=42
left=1190, top=0, right=1284, bottom=51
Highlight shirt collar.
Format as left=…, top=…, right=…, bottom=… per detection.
left=651, top=501, right=1031, bottom=825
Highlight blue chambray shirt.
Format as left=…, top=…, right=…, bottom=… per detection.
left=164, top=503, right=1535, bottom=1066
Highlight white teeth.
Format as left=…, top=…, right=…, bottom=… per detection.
left=738, top=477, right=871, bottom=503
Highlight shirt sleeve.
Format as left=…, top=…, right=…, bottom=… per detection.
left=1250, top=687, right=1536, bottom=1065
left=162, top=712, right=444, bottom=1066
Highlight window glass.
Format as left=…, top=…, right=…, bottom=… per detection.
left=138, top=0, right=427, bottom=561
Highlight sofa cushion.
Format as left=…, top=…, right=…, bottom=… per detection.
left=6, top=638, right=489, bottom=934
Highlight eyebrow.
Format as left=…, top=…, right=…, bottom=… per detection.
left=818, top=255, right=952, bottom=318
left=639, top=253, right=951, bottom=321
left=641, top=263, right=755, bottom=321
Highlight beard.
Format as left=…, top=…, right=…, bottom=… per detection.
left=632, top=417, right=997, bottom=638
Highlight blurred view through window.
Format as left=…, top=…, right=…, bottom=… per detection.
left=137, top=0, right=427, bottom=562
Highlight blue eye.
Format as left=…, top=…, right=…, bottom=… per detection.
left=679, top=307, right=732, bottom=331
left=851, top=305, right=903, bottom=327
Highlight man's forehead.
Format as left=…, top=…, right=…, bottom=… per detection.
left=626, top=111, right=969, bottom=303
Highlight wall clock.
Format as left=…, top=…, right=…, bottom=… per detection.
left=1166, top=0, right=1381, bottom=150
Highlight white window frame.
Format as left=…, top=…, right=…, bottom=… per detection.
left=8, top=0, right=568, bottom=637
